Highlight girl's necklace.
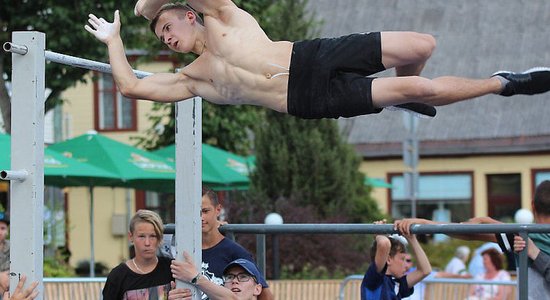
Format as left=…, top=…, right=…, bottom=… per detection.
left=132, top=257, right=158, bottom=274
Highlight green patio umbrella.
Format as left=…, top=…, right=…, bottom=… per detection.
left=0, top=132, right=119, bottom=186
left=153, top=143, right=251, bottom=190
left=2, top=132, right=124, bottom=277
left=49, top=130, right=178, bottom=276
left=49, top=131, right=176, bottom=192
left=364, top=177, right=393, bottom=188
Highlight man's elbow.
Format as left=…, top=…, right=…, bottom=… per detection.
left=118, top=84, right=141, bottom=99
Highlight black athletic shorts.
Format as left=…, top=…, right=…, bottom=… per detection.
left=287, top=32, right=386, bottom=119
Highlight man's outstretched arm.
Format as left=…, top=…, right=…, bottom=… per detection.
left=85, top=10, right=194, bottom=102
left=134, top=0, right=171, bottom=20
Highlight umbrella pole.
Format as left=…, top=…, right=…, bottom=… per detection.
left=89, top=186, right=95, bottom=277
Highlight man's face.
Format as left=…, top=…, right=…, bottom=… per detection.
left=201, top=196, right=221, bottom=234
left=387, top=252, right=408, bottom=278
left=0, top=223, right=7, bottom=242
left=223, top=266, right=262, bottom=300
left=154, top=10, right=195, bottom=53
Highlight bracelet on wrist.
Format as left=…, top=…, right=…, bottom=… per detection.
left=190, top=272, right=201, bottom=285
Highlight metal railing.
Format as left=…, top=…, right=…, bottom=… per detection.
left=169, top=223, right=550, bottom=300
left=338, top=274, right=518, bottom=300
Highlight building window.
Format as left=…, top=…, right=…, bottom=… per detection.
left=144, top=191, right=175, bottom=224
left=535, top=171, right=550, bottom=186
left=487, top=174, right=521, bottom=222
left=390, top=173, right=473, bottom=223
left=94, top=73, right=137, bottom=131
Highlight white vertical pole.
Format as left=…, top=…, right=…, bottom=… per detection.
left=175, top=97, right=202, bottom=299
left=9, top=31, right=45, bottom=298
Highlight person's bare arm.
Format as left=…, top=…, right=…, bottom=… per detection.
left=452, top=217, right=500, bottom=242
left=394, top=217, right=498, bottom=242
left=171, top=252, right=237, bottom=300
left=393, top=219, right=432, bottom=286
left=374, top=235, right=391, bottom=273
left=85, top=11, right=195, bottom=102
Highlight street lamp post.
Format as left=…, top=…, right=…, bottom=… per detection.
left=264, top=213, right=283, bottom=279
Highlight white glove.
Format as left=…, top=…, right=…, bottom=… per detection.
left=84, top=10, right=121, bottom=44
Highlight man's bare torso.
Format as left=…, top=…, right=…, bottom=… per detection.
left=181, top=4, right=293, bottom=113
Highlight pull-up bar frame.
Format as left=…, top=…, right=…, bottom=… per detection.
left=3, top=31, right=202, bottom=300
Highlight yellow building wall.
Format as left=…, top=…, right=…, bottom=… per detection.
left=60, top=60, right=175, bottom=270
left=360, top=154, right=550, bottom=217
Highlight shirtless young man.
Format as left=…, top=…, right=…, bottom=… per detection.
left=85, top=0, right=550, bottom=120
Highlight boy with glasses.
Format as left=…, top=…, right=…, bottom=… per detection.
left=168, top=253, right=263, bottom=300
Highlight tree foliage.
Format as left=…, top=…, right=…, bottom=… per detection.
left=0, top=0, right=156, bottom=133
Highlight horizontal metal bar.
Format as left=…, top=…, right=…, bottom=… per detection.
left=45, top=51, right=151, bottom=79
left=342, top=274, right=516, bottom=286
left=5, top=42, right=152, bottom=78
left=0, top=170, right=29, bottom=181
left=164, top=223, right=550, bottom=235
left=43, top=277, right=107, bottom=283
left=3, top=42, right=28, bottom=55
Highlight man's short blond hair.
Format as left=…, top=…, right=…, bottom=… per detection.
left=150, top=3, right=204, bottom=35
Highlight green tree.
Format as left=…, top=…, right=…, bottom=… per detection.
left=252, top=112, right=382, bottom=222
left=0, top=1, right=155, bottom=134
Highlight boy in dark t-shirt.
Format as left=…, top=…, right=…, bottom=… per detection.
left=361, top=219, right=432, bottom=300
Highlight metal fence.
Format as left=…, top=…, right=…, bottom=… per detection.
left=171, top=222, right=550, bottom=300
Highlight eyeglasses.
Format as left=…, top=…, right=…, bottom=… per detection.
left=223, top=273, right=256, bottom=283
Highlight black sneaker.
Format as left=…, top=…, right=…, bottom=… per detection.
left=492, top=67, right=550, bottom=97
left=386, top=102, right=437, bottom=118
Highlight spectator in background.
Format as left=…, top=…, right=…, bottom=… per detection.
left=437, top=246, right=472, bottom=278
left=468, top=248, right=511, bottom=300
left=102, top=210, right=173, bottom=299
left=0, top=213, right=10, bottom=295
left=361, top=219, right=432, bottom=300
left=468, top=243, right=502, bottom=278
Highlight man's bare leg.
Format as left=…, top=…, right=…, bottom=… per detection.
left=380, top=31, right=436, bottom=77
left=380, top=32, right=438, bottom=117
left=372, top=75, right=502, bottom=107
left=375, top=32, right=550, bottom=108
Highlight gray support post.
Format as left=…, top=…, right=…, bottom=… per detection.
left=175, top=98, right=202, bottom=299
left=9, top=31, right=45, bottom=298
left=256, top=234, right=266, bottom=277
left=518, top=231, right=528, bottom=300
left=402, top=113, right=419, bottom=218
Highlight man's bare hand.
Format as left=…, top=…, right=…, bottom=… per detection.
left=85, top=10, right=121, bottom=45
